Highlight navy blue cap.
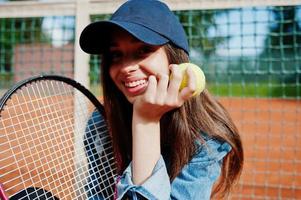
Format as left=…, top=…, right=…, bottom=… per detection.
left=79, top=0, right=189, bottom=55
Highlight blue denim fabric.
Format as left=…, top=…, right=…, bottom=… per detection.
left=116, top=138, right=231, bottom=200
left=85, top=111, right=232, bottom=200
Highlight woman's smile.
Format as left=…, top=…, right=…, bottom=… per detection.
left=123, top=78, right=148, bottom=95
left=108, top=28, right=170, bottom=103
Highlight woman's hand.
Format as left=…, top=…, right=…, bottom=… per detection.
left=131, top=64, right=198, bottom=185
left=133, top=64, right=197, bottom=122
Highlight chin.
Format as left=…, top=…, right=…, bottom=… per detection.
left=125, top=95, right=136, bottom=104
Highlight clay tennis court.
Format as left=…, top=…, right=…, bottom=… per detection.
left=220, top=98, right=301, bottom=199
left=1, top=97, right=300, bottom=199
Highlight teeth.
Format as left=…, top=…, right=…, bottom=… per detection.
left=125, top=79, right=147, bottom=88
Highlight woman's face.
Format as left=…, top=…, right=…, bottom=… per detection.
left=108, top=29, right=170, bottom=103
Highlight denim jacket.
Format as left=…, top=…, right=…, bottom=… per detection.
left=116, top=138, right=231, bottom=200
left=85, top=111, right=232, bottom=200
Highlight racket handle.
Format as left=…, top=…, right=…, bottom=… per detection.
left=0, top=183, right=9, bottom=200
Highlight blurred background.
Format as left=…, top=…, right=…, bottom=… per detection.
left=0, top=0, right=300, bottom=199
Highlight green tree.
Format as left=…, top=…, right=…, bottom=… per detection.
left=0, top=0, right=51, bottom=87
left=0, top=18, right=47, bottom=69
left=176, top=10, right=227, bottom=58
left=175, top=10, right=229, bottom=84
left=260, top=6, right=301, bottom=84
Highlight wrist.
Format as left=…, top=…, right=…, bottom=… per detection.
left=133, top=107, right=161, bottom=123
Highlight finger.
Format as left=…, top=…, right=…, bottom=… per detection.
left=179, top=87, right=194, bottom=101
left=156, top=73, right=169, bottom=103
left=167, top=64, right=182, bottom=97
left=144, top=75, right=157, bottom=103
left=186, top=66, right=197, bottom=93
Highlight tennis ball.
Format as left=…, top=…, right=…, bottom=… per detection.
left=177, top=63, right=206, bottom=96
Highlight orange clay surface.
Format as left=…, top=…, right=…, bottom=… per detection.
left=0, top=97, right=300, bottom=199
left=219, top=98, right=301, bottom=199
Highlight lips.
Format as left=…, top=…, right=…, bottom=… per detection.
left=123, top=78, right=148, bottom=94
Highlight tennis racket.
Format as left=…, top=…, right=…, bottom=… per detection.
left=0, top=75, right=117, bottom=200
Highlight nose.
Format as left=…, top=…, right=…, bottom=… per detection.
left=120, top=62, right=139, bottom=75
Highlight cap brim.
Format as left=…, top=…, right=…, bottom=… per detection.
left=80, top=20, right=169, bottom=55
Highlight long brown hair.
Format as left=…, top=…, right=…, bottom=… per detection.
left=101, top=44, right=243, bottom=198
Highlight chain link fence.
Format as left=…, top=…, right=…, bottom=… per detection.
left=0, top=0, right=300, bottom=199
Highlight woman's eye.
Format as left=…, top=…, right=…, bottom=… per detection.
left=109, top=51, right=122, bottom=62
left=137, top=46, right=154, bottom=56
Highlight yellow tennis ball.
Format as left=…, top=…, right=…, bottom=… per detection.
left=178, top=63, right=206, bottom=96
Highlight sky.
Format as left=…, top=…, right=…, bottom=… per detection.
left=42, top=16, right=75, bottom=47
left=213, top=8, right=270, bottom=56
left=215, top=7, right=301, bottom=56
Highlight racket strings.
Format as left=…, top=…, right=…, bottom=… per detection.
left=38, top=81, right=116, bottom=199
left=1, top=88, right=36, bottom=197
left=28, top=82, right=76, bottom=181
left=0, top=79, right=117, bottom=200
left=2, top=127, right=116, bottom=199
left=0, top=107, right=74, bottom=164
left=4, top=82, right=78, bottom=199
left=84, top=117, right=116, bottom=198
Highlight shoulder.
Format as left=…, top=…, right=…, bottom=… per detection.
left=170, top=135, right=231, bottom=198
left=190, top=134, right=232, bottom=165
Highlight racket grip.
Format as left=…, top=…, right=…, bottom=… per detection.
left=0, top=183, right=9, bottom=200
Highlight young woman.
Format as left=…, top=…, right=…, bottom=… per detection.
left=80, top=0, right=244, bottom=199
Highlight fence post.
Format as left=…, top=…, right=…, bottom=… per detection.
left=73, top=1, right=91, bottom=198
left=74, top=0, right=90, bottom=88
